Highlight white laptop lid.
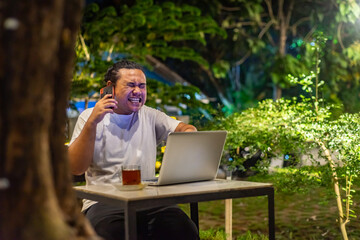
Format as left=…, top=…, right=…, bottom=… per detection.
left=155, top=130, right=227, bottom=186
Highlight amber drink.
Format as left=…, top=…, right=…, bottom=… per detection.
left=121, top=165, right=141, bottom=185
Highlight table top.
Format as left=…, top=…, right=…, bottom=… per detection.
left=74, top=179, right=273, bottom=202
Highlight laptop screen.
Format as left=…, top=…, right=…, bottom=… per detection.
left=154, top=131, right=227, bottom=186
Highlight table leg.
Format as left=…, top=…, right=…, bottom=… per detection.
left=190, top=202, right=199, bottom=230
left=225, top=199, right=232, bottom=240
left=124, top=206, right=137, bottom=240
left=268, top=189, right=275, bottom=240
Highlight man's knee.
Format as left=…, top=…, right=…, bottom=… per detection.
left=85, top=203, right=126, bottom=240
left=150, top=207, right=199, bottom=240
left=93, top=217, right=125, bottom=240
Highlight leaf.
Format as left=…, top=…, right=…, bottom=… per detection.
left=339, top=3, right=346, bottom=17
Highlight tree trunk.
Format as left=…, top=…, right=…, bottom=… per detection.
left=273, top=0, right=288, bottom=100
left=273, top=33, right=286, bottom=100
left=273, top=85, right=282, bottom=100
left=0, top=0, right=98, bottom=239
left=317, top=141, right=349, bottom=240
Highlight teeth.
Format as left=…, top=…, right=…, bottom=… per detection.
left=129, top=97, right=140, bottom=103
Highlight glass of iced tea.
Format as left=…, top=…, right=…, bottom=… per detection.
left=121, top=165, right=141, bottom=185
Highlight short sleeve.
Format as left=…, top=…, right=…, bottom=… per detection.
left=69, top=108, right=93, bottom=145
left=153, top=109, right=181, bottom=145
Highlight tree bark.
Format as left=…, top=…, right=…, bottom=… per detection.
left=0, top=0, right=98, bottom=239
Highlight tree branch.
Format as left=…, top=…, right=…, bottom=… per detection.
left=79, top=34, right=90, bottom=62
left=106, top=44, right=114, bottom=62
left=199, top=64, right=232, bottom=108
left=258, top=20, right=275, bottom=39
left=145, top=55, right=189, bottom=85
left=304, top=25, right=317, bottom=43
left=337, top=23, right=345, bottom=50
left=265, top=0, right=276, bottom=23
left=278, top=0, right=284, bottom=23
left=316, top=139, right=349, bottom=239
left=235, top=50, right=251, bottom=66
left=266, top=32, right=276, bottom=47
left=221, top=6, right=242, bottom=11
left=285, top=0, right=295, bottom=28
left=290, top=16, right=311, bottom=36
left=225, top=21, right=266, bottom=29
left=346, top=175, right=350, bottom=222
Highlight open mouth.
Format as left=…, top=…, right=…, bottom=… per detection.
left=128, top=97, right=142, bottom=103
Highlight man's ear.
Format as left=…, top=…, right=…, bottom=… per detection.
left=106, top=80, right=112, bottom=87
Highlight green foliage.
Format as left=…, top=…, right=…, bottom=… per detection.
left=212, top=60, right=231, bottom=79
left=214, top=0, right=360, bottom=113
left=72, top=0, right=227, bottom=114
left=249, top=166, right=333, bottom=194
left=215, top=98, right=325, bottom=165
left=246, top=39, right=265, bottom=54
left=212, top=95, right=360, bottom=237
left=80, top=0, right=226, bottom=64
left=236, top=231, right=268, bottom=240
left=270, top=54, right=308, bottom=89
left=210, top=35, right=360, bottom=236
left=199, top=229, right=226, bottom=240
left=222, top=64, right=268, bottom=114
left=343, top=41, right=360, bottom=66
left=336, top=0, right=360, bottom=24
left=199, top=229, right=268, bottom=240
left=211, top=54, right=360, bottom=237
left=214, top=92, right=360, bottom=184
left=74, top=0, right=360, bottom=116
left=71, top=71, right=103, bottom=98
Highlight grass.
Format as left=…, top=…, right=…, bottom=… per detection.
left=199, top=229, right=268, bottom=240
left=179, top=173, right=360, bottom=240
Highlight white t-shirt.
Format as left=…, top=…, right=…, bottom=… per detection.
left=70, top=105, right=181, bottom=211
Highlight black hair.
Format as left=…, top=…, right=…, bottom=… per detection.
left=104, top=60, right=144, bottom=84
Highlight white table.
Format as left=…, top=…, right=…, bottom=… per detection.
left=74, top=179, right=275, bottom=240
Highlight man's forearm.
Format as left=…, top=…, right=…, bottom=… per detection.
left=175, top=122, right=197, bottom=132
left=68, top=121, right=97, bottom=175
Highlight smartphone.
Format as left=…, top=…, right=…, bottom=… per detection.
left=100, top=85, right=114, bottom=99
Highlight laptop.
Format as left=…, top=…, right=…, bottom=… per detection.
left=147, top=130, right=227, bottom=186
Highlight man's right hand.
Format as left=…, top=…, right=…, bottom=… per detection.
left=88, top=94, right=118, bottom=125
left=68, top=94, right=118, bottom=175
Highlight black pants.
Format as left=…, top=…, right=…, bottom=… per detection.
left=85, top=202, right=199, bottom=240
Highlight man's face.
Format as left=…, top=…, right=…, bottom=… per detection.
left=113, top=68, right=147, bottom=115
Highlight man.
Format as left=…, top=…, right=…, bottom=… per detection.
left=68, top=60, right=198, bottom=240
